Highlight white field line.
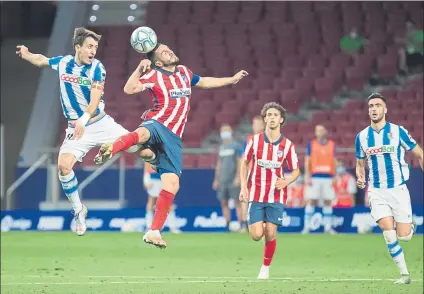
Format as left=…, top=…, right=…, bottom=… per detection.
left=1, top=276, right=423, bottom=286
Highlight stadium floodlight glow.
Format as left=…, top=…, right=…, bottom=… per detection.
left=89, top=15, right=97, bottom=22
left=130, top=4, right=137, bottom=10
left=92, top=4, right=99, bottom=11
left=127, top=16, right=135, bottom=22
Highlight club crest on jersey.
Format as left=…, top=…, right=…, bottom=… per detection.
left=277, top=149, right=284, bottom=158
left=180, top=74, right=188, bottom=83
left=387, top=132, right=393, bottom=139
left=366, top=145, right=395, bottom=155
left=60, top=74, right=91, bottom=86
left=169, top=88, right=191, bottom=99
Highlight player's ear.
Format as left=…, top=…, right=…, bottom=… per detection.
left=155, top=60, right=162, bottom=67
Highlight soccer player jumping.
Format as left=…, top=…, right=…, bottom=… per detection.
left=240, top=102, right=300, bottom=279
left=16, top=28, right=139, bottom=236
left=355, top=93, right=423, bottom=284
left=94, top=43, right=248, bottom=248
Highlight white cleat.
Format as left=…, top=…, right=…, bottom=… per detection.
left=143, top=229, right=168, bottom=249
left=94, top=142, right=113, bottom=164
left=74, top=205, right=88, bottom=236
left=257, top=265, right=270, bottom=280
left=394, top=274, right=411, bottom=284
left=301, top=228, right=310, bottom=235
left=325, top=228, right=338, bottom=235
left=170, top=228, right=182, bottom=234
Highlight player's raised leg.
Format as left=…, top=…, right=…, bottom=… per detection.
left=58, top=153, right=87, bottom=236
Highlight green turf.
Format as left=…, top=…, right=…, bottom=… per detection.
left=1, top=232, right=423, bottom=294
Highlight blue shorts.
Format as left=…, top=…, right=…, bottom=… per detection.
left=139, top=119, right=182, bottom=177
left=248, top=202, right=285, bottom=226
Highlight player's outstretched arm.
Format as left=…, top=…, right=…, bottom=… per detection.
left=411, top=145, right=423, bottom=171
left=195, top=70, right=248, bottom=89
left=124, top=60, right=152, bottom=94
left=16, top=45, right=49, bottom=68
left=355, top=159, right=366, bottom=189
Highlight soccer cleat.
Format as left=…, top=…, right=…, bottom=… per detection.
left=394, top=274, right=411, bottom=284
left=73, top=205, right=88, bottom=236
left=301, top=228, right=310, bottom=234
left=257, top=265, right=270, bottom=280
left=170, top=228, right=182, bottom=234
left=94, top=143, right=113, bottom=164
left=325, top=228, right=338, bottom=235
left=143, top=230, right=168, bottom=249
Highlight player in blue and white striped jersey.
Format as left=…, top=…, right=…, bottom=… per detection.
left=355, top=93, right=423, bottom=285
left=16, top=27, right=144, bottom=236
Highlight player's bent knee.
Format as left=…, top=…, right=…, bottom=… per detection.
left=139, top=148, right=154, bottom=159
left=136, top=127, right=151, bottom=144
left=161, top=174, right=180, bottom=194
left=250, top=231, right=263, bottom=241
left=397, top=232, right=413, bottom=241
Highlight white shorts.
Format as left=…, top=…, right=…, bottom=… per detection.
left=304, top=178, right=335, bottom=201
left=368, top=184, right=412, bottom=224
left=147, top=179, right=162, bottom=198
left=60, top=114, right=131, bottom=162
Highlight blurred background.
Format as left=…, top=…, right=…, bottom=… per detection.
left=0, top=1, right=422, bottom=233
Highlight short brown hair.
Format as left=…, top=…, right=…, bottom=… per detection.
left=72, top=27, right=101, bottom=51
left=261, top=102, right=286, bottom=121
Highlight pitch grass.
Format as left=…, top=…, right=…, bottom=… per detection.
left=1, top=232, right=423, bottom=294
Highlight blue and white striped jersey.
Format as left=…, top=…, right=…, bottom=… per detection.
left=49, top=55, right=106, bottom=120
left=355, top=122, right=417, bottom=189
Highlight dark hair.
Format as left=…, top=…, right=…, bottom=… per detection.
left=367, top=93, right=386, bottom=103
left=73, top=27, right=101, bottom=51
left=146, top=43, right=162, bottom=65
left=261, top=102, right=287, bottom=125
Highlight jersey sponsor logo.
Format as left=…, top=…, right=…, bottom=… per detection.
left=169, top=88, right=191, bottom=98
left=257, top=159, right=282, bottom=169
left=366, top=145, right=395, bottom=155
left=60, top=74, right=91, bottom=86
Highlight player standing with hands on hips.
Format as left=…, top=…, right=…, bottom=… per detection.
left=356, top=93, right=423, bottom=284
left=240, top=102, right=300, bottom=280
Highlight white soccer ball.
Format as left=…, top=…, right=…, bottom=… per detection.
left=130, top=26, right=158, bottom=54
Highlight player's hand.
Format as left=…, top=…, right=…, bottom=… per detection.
left=138, top=59, right=152, bottom=74
left=16, top=45, right=29, bottom=58
left=73, top=121, right=85, bottom=140
left=212, top=179, right=219, bottom=190
left=233, top=177, right=240, bottom=187
left=305, top=175, right=312, bottom=186
left=239, top=187, right=249, bottom=203
left=231, top=70, right=249, bottom=84
left=357, top=176, right=366, bottom=189
left=275, top=177, right=290, bottom=190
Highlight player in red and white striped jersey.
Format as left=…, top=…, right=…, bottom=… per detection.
left=95, top=43, right=248, bottom=248
left=239, top=102, right=300, bottom=280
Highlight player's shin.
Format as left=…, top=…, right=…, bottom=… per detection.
left=323, top=205, right=333, bottom=232
left=263, top=238, right=277, bottom=266
left=151, top=190, right=175, bottom=231
left=383, top=230, right=409, bottom=275
left=59, top=170, right=82, bottom=212
left=303, top=204, right=315, bottom=232
left=112, top=132, right=140, bottom=155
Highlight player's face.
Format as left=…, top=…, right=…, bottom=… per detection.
left=368, top=98, right=387, bottom=123
left=264, top=108, right=284, bottom=130
left=315, top=125, right=327, bottom=140
left=252, top=118, right=265, bottom=134
left=76, top=37, right=98, bottom=65
left=155, top=44, right=179, bottom=67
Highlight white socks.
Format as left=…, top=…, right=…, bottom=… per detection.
left=322, top=205, right=333, bottom=232
left=383, top=230, right=409, bottom=275
left=59, top=170, right=82, bottom=212
left=304, top=205, right=315, bottom=230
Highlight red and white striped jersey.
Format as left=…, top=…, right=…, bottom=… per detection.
left=139, top=65, right=194, bottom=137
left=244, top=133, right=299, bottom=204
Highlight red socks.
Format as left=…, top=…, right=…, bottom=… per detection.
left=112, top=132, right=139, bottom=155
left=151, top=190, right=175, bottom=230
left=263, top=239, right=277, bottom=266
